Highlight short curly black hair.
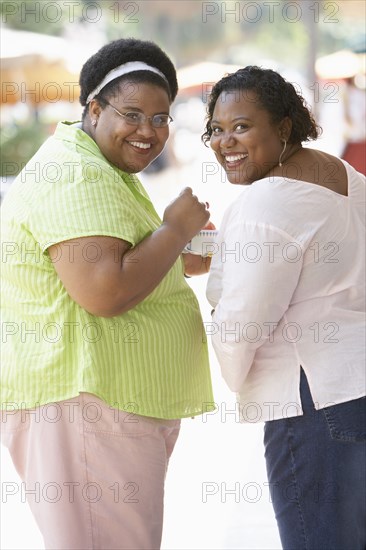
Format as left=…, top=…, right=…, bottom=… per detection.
left=202, top=66, right=321, bottom=145
left=79, top=38, right=178, bottom=118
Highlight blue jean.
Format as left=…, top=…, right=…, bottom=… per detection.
left=264, top=369, right=366, bottom=550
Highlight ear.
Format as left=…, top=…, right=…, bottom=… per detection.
left=278, top=116, right=292, bottom=141
left=88, top=99, right=102, bottom=120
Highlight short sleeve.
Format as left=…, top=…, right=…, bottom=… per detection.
left=28, top=156, right=149, bottom=253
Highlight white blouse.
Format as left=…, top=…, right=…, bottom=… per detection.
left=207, top=160, right=365, bottom=422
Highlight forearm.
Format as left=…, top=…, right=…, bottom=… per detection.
left=97, top=223, right=188, bottom=316
left=50, top=187, right=210, bottom=317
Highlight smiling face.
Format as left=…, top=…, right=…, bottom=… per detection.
left=210, top=90, right=289, bottom=185
left=88, top=81, right=171, bottom=173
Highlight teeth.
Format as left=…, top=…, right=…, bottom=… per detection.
left=225, top=153, right=247, bottom=162
left=129, top=141, right=151, bottom=149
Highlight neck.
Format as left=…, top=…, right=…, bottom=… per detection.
left=81, top=118, right=95, bottom=141
left=267, top=143, right=303, bottom=179
left=281, top=143, right=303, bottom=165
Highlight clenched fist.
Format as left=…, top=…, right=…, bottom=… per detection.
left=163, top=187, right=210, bottom=243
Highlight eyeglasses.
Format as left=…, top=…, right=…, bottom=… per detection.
left=104, top=100, right=173, bottom=128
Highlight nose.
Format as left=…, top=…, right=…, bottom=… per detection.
left=219, top=130, right=235, bottom=148
left=135, top=120, right=156, bottom=138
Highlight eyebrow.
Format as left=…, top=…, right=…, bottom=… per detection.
left=118, top=106, right=170, bottom=115
left=121, top=106, right=143, bottom=111
left=211, top=116, right=252, bottom=124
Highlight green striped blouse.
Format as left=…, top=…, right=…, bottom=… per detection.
left=0, top=121, right=214, bottom=419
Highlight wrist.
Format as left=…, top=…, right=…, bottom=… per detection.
left=160, top=222, right=190, bottom=249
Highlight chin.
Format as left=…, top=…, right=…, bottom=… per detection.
left=227, top=173, right=253, bottom=186
left=116, top=161, right=145, bottom=174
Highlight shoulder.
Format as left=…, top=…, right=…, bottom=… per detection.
left=341, top=159, right=366, bottom=184
left=239, top=176, right=329, bottom=214
left=223, top=177, right=338, bottom=243
left=48, top=122, right=126, bottom=185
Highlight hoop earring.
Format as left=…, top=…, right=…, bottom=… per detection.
left=278, top=140, right=287, bottom=167
left=91, top=119, right=97, bottom=126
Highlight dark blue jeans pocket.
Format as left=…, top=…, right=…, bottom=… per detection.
left=323, top=396, right=366, bottom=442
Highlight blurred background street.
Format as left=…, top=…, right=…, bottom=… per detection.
left=1, top=1, right=365, bottom=548
left=1, top=0, right=365, bottom=199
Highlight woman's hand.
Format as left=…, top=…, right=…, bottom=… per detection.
left=163, top=187, right=210, bottom=243
left=182, top=253, right=212, bottom=277
left=182, top=219, right=217, bottom=277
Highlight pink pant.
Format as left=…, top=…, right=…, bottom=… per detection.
left=1, top=393, right=180, bottom=549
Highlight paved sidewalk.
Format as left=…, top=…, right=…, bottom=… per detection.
left=144, top=159, right=282, bottom=549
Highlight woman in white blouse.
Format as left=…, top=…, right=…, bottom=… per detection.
left=204, top=66, right=365, bottom=549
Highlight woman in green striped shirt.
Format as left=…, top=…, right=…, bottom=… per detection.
left=1, top=38, right=214, bottom=549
